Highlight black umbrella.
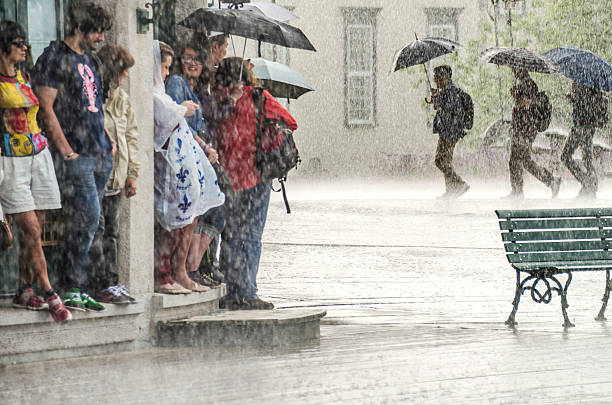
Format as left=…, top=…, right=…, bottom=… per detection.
left=481, top=47, right=559, bottom=74
left=392, top=36, right=461, bottom=72
left=391, top=35, right=461, bottom=93
left=178, top=8, right=316, bottom=52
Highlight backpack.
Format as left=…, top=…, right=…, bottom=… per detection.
left=531, top=90, right=552, bottom=132
left=593, top=92, right=609, bottom=128
left=458, top=88, right=474, bottom=130
left=252, top=88, right=300, bottom=213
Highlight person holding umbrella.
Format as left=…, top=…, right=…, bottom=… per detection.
left=561, top=82, right=607, bottom=199
left=429, top=65, right=470, bottom=199
left=504, top=67, right=560, bottom=199
left=543, top=46, right=612, bottom=199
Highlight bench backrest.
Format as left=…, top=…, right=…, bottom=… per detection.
left=495, top=208, right=612, bottom=265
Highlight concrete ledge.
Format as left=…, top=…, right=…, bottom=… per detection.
left=151, top=285, right=226, bottom=309
left=156, top=308, right=326, bottom=347
left=0, top=299, right=145, bottom=327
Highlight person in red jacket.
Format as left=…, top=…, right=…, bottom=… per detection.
left=215, top=57, right=297, bottom=310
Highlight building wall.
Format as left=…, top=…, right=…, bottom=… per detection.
left=100, top=0, right=154, bottom=295
left=272, top=0, right=484, bottom=177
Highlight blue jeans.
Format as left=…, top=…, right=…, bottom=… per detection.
left=56, top=155, right=113, bottom=291
left=221, top=182, right=270, bottom=299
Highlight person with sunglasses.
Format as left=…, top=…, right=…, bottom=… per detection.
left=166, top=33, right=227, bottom=290
left=0, top=21, right=71, bottom=322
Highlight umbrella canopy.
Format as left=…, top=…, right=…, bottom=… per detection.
left=251, top=57, right=314, bottom=99
left=221, top=2, right=298, bottom=22
left=178, top=8, right=315, bottom=51
left=481, top=47, right=559, bottom=74
left=542, top=46, right=612, bottom=92
left=391, top=37, right=461, bottom=72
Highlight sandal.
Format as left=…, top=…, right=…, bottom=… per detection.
left=182, top=280, right=211, bottom=293
left=155, top=282, right=192, bottom=294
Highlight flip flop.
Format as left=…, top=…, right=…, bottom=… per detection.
left=180, top=280, right=211, bottom=293
left=155, top=283, right=192, bottom=294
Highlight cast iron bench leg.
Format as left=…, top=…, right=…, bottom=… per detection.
left=506, top=269, right=526, bottom=327
left=560, top=271, right=574, bottom=328
left=596, top=270, right=611, bottom=321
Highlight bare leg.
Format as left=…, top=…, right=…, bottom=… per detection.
left=186, top=233, right=212, bottom=272
left=173, top=220, right=199, bottom=288
left=13, top=210, right=52, bottom=293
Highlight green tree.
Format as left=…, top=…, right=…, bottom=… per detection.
left=407, top=1, right=611, bottom=147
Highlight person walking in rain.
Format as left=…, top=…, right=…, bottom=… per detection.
left=561, top=82, right=607, bottom=199
left=32, top=0, right=114, bottom=311
left=429, top=65, right=470, bottom=199
left=504, top=67, right=560, bottom=199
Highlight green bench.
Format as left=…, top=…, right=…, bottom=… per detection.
left=496, top=208, right=612, bottom=327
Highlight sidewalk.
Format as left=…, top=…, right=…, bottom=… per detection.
left=2, top=178, right=612, bottom=404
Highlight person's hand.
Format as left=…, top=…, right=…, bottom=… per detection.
left=430, top=87, right=439, bottom=96
left=230, top=82, right=244, bottom=103
left=125, top=177, right=137, bottom=198
left=205, top=147, right=218, bottom=164
left=111, top=141, right=117, bottom=156
left=64, top=151, right=79, bottom=161
left=182, top=100, right=199, bottom=117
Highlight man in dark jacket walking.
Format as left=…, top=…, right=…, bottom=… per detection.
left=561, top=82, right=606, bottom=199
left=504, top=68, right=560, bottom=199
left=430, top=65, right=470, bottom=199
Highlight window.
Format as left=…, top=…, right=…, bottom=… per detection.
left=0, top=0, right=71, bottom=62
left=425, top=8, right=462, bottom=42
left=343, top=8, right=380, bottom=127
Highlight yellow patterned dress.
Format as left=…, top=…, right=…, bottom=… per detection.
left=0, top=70, right=47, bottom=157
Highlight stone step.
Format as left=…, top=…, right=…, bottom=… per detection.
left=156, top=308, right=326, bottom=347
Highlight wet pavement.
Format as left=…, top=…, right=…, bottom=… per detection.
left=3, top=177, right=612, bottom=404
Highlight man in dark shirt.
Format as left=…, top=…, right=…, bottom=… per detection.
left=430, top=65, right=470, bottom=199
left=561, top=82, right=604, bottom=199
left=32, top=0, right=113, bottom=311
left=505, top=68, right=560, bottom=199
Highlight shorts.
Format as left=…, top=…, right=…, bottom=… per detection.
left=194, top=205, right=225, bottom=238
left=0, top=147, right=61, bottom=214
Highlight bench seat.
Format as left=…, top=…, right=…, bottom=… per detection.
left=496, top=208, right=612, bottom=327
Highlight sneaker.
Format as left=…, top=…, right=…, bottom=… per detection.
left=501, top=191, right=524, bottom=200
left=12, top=288, right=49, bottom=311
left=46, top=293, right=72, bottom=323
left=210, top=267, right=225, bottom=284
left=452, top=182, right=470, bottom=199
left=551, top=177, right=562, bottom=199
left=242, top=297, right=274, bottom=310
left=80, top=292, right=105, bottom=312
left=96, top=285, right=131, bottom=305
left=575, top=187, right=597, bottom=200
left=63, top=289, right=86, bottom=312
left=198, top=273, right=222, bottom=288
left=116, top=285, right=137, bottom=304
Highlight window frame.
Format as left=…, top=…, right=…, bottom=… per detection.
left=342, top=7, right=380, bottom=128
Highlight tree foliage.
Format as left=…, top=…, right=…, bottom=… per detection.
left=407, top=0, right=611, bottom=147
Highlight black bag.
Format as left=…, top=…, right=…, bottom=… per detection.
left=531, top=90, right=552, bottom=132
left=253, top=88, right=300, bottom=213
left=458, top=88, right=474, bottom=130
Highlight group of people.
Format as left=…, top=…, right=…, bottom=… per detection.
left=430, top=64, right=607, bottom=200
left=0, top=0, right=298, bottom=323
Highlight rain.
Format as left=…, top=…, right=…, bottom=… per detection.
left=1, top=0, right=612, bottom=403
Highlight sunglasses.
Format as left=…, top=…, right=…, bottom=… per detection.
left=11, top=40, right=28, bottom=49
left=182, top=56, right=203, bottom=66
